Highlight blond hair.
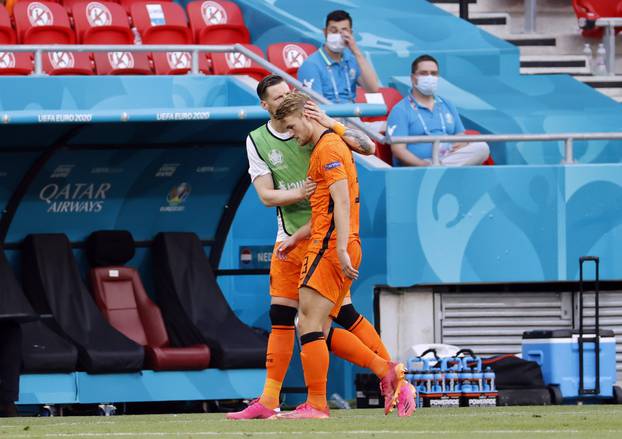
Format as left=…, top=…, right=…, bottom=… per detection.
left=274, top=91, right=310, bottom=120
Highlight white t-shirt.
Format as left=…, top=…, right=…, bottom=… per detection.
left=246, top=120, right=294, bottom=243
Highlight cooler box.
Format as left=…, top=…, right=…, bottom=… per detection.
left=522, top=329, right=617, bottom=399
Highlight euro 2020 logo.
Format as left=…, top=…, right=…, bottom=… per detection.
left=167, top=182, right=192, bottom=206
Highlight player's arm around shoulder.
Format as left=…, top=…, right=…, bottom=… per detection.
left=246, top=134, right=316, bottom=207
left=303, top=100, right=375, bottom=156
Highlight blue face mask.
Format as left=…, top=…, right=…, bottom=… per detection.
left=414, top=75, right=438, bottom=96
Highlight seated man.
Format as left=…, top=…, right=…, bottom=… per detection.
left=387, top=54, right=490, bottom=167
left=297, top=10, right=379, bottom=103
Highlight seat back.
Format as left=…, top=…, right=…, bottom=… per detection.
left=72, top=1, right=133, bottom=44
left=0, top=52, right=33, bottom=75
left=355, top=86, right=403, bottom=122
left=210, top=44, right=269, bottom=81
left=186, top=0, right=249, bottom=44
left=152, top=232, right=267, bottom=369
left=86, top=230, right=169, bottom=349
left=118, top=0, right=170, bottom=13
left=14, top=1, right=76, bottom=44
left=152, top=50, right=210, bottom=74
left=90, top=267, right=169, bottom=348
left=21, top=233, right=144, bottom=373
left=130, top=1, right=191, bottom=44
left=94, top=51, right=152, bottom=74
left=267, top=42, right=316, bottom=77
left=43, top=50, right=94, bottom=75
left=0, top=5, right=17, bottom=44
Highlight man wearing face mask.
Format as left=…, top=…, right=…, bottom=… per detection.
left=387, top=54, right=490, bottom=167
left=297, top=10, right=379, bottom=103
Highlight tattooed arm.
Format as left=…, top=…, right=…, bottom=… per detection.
left=303, top=100, right=376, bottom=156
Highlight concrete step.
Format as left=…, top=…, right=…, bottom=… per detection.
left=574, top=76, right=622, bottom=102
left=504, top=33, right=557, bottom=47
left=469, top=12, right=509, bottom=27
left=520, top=55, right=588, bottom=70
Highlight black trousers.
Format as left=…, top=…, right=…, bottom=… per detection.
left=0, top=321, right=21, bottom=403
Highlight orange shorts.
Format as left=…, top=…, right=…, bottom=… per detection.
left=270, top=239, right=352, bottom=304
left=298, top=240, right=362, bottom=315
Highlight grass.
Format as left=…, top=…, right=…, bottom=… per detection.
left=1, top=406, right=622, bottom=438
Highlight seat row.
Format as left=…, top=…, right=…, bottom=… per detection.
left=1, top=230, right=267, bottom=373
left=0, top=41, right=316, bottom=77
left=0, top=0, right=249, bottom=45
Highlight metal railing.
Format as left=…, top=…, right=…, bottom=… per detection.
left=0, top=43, right=386, bottom=142
left=524, top=0, right=537, bottom=33
left=595, top=18, right=622, bottom=76
left=387, top=132, right=622, bottom=165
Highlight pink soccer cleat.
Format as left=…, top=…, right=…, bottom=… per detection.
left=396, top=381, right=417, bottom=417
left=379, top=361, right=406, bottom=415
left=226, top=399, right=277, bottom=420
left=275, top=402, right=330, bottom=420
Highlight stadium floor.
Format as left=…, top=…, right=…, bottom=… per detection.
left=1, top=406, right=622, bottom=438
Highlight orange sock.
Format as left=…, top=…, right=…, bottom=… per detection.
left=258, top=325, right=295, bottom=409
left=300, top=332, right=329, bottom=410
left=348, top=316, right=391, bottom=361
left=328, top=328, right=390, bottom=378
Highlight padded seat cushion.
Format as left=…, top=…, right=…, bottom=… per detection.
left=147, top=345, right=211, bottom=370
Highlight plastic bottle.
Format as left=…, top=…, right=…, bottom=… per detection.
left=132, top=27, right=143, bottom=45
left=595, top=43, right=607, bottom=76
left=330, top=393, right=351, bottom=409
left=583, top=43, right=593, bottom=74
left=484, top=367, right=496, bottom=393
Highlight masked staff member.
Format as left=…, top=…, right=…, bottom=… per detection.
left=387, top=54, right=490, bottom=167
left=298, top=10, right=379, bottom=103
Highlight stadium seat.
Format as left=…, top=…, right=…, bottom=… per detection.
left=0, top=52, right=33, bottom=75
left=0, top=5, right=16, bottom=44
left=72, top=1, right=134, bottom=44
left=151, top=51, right=211, bottom=75
left=86, top=231, right=211, bottom=370
left=118, top=0, right=171, bottom=13
left=0, top=248, right=79, bottom=373
left=152, top=232, right=268, bottom=369
left=14, top=1, right=76, bottom=44
left=130, top=1, right=192, bottom=44
left=267, top=42, right=316, bottom=77
left=94, top=51, right=152, bottom=74
left=210, top=44, right=270, bottom=81
left=572, top=0, right=622, bottom=38
left=355, top=86, right=403, bottom=165
left=21, top=233, right=144, bottom=373
left=43, top=51, right=94, bottom=75
left=186, top=0, right=250, bottom=44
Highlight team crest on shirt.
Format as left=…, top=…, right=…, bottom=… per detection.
left=387, top=124, right=397, bottom=136
left=302, top=78, right=315, bottom=89
left=445, top=112, right=454, bottom=125
left=268, top=149, right=284, bottom=167
left=349, top=68, right=356, bottom=80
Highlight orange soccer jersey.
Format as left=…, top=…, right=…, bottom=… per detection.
left=306, top=131, right=360, bottom=254
left=298, top=130, right=362, bottom=309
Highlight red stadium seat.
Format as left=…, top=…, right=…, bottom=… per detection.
left=94, top=51, right=152, bottom=74
left=90, top=267, right=211, bottom=370
left=72, top=1, right=133, bottom=44
left=355, top=86, right=403, bottom=123
left=118, top=0, right=170, bottom=13
left=355, top=87, right=404, bottom=165
left=210, top=44, right=269, bottom=81
left=42, top=51, right=93, bottom=75
left=0, top=52, right=33, bottom=75
left=267, top=42, right=316, bottom=77
left=14, top=1, right=76, bottom=44
left=130, top=1, right=191, bottom=44
left=572, top=0, right=622, bottom=38
left=151, top=51, right=210, bottom=75
left=0, top=6, right=17, bottom=44
left=186, top=0, right=249, bottom=44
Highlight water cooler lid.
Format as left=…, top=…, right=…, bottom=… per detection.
left=522, top=328, right=615, bottom=339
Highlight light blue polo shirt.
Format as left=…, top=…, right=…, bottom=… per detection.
left=297, top=47, right=361, bottom=103
left=386, top=93, right=465, bottom=166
